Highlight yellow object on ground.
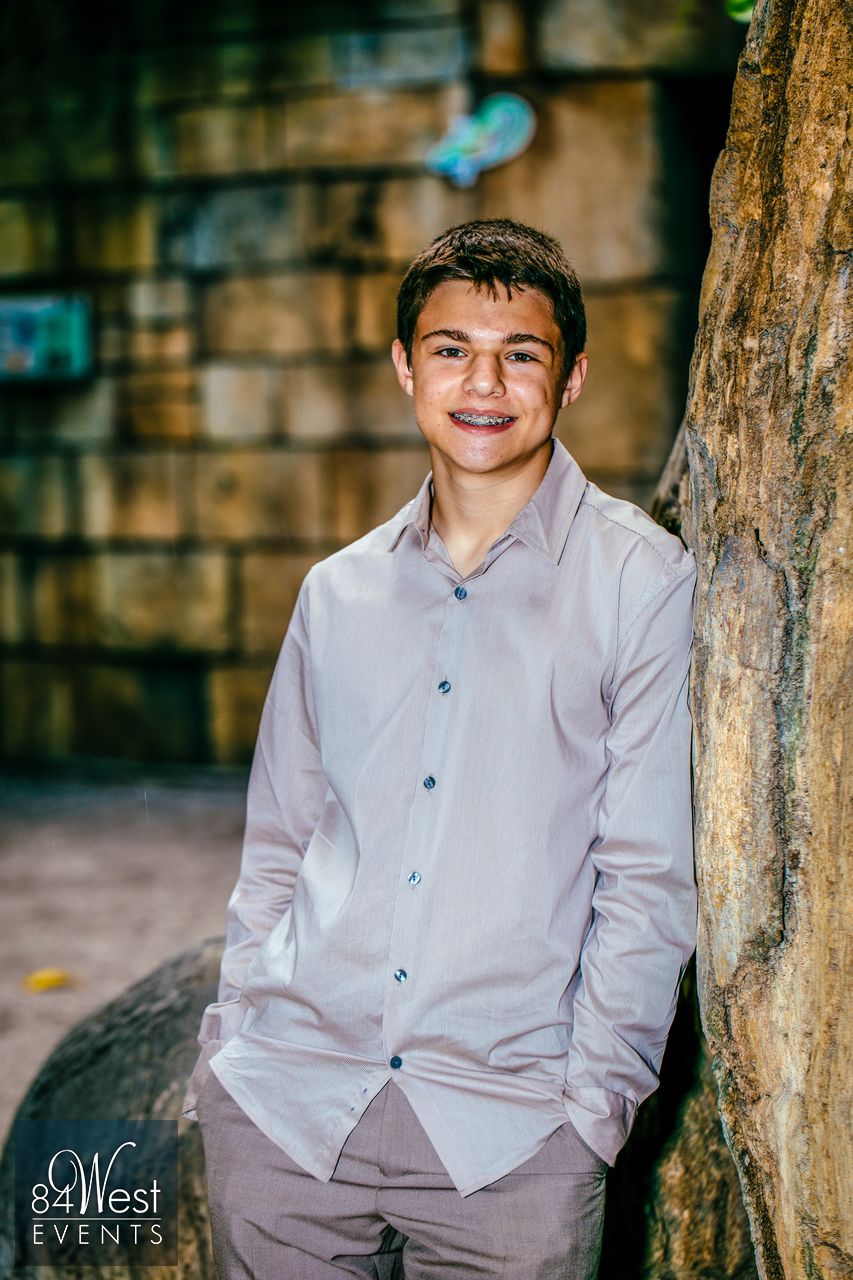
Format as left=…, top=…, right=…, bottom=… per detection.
left=21, top=967, right=76, bottom=992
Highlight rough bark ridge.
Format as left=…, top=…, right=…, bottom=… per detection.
left=685, top=0, right=851, bottom=1275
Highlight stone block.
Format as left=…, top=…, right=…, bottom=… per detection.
left=91, top=280, right=130, bottom=319
left=136, top=42, right=262, bottom=104
left=329, top=28, right=468, bottom=88
left=203, top=274, right=347, bottom=358
left=128, top=278, right=191, bottom=322
left=379, top=0, right=461, bottom=12
left=72, top=662, right=210, bottom=760
left=264, top=36, right=336, bottom=90
left=36, top=458, right=68, bottom=538
left=134, top=0, right=258, bottom=37
left=160, top=173, right=461, bottom=277
left=282, top=360, right=418, bottom=442
left=0, top=455, right=69, bottom=538
left=375, top=177, right=476, bottom=262
left=331, top=446, right=430, bottom=544
left=118, top=370, right=198, bottom=440
left=0, top=554, right=23, bottom=644
left=239, top=551, right=318, bottom=653
left=93, top=551, right=231, bottom=652
left=0, top=200, right=58, bottom=277
left=0, top=113, right=51, bottom=186
left=0, top=660, right=74, bottom=758
left=297, top=181, right=383, bottom=264
left=79, top=453, right=188, bottom=540
left=50, top=93, right=121, bottom=182
left=535, top=0, right=744, bottom=73
left=71, top=194, right=157, bottom=271
left=479, top=81, right=664, bottom=284
left=120, top=370, right=195, bottom=404
left=128, top=325, right=194, bottom=364
left=195, top=450, right=327, bottom=541
left=30, top=555, right=98, bottom=646
left=271, top=86, right=465, bottom=168
left=555, top=287, right=691, bottom=480
left=0, top=659, right=209, bottom=761
left=121, top=403, right=199, bottom=441
left=0, top=457, right=27, bottom=535
left=476, top=0, right=529, bottom=73
left=135, top=34, right=335, bottom=101
left=87, top=282, right=126, bottom=327
left=139, top=103, right=267, bottom=178
left=160, top=185, right=307, bottom=270
left=98, top=324, right=129, bottom=366
left=207, top=662, right=275, bottom=764
left=11, top=379, right=117, bottom=444
left=201, top=365, right=276, bottom=440
left=354, top=272, right=404, bottom=352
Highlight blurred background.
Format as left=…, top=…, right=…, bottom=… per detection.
left=0, top=0, right=744, bottom=1137
left=0, top=0, right=744, bottom=766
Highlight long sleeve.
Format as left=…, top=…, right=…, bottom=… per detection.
left=181, top=578, right=327, bottom=1117
left=563, top=554, right=697, bottom=1165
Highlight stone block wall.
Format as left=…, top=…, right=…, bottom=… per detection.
left=0, top=0, right=742, bottom=762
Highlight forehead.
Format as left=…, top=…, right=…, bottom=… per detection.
left=415, top=279, right=559, bottom=342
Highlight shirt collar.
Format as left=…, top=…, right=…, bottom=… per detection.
left=386, top=437, right=588, bottom=565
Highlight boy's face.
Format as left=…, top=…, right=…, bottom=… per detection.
left=391, top=279, right=586, bottom=482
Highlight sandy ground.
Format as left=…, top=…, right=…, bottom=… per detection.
left=0, top=763, right=249, bottom=1146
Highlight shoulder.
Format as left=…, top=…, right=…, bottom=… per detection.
left=575, top=482, right=696, bottom=633
left=577, top=483, right=692, bottom=578
left=299, top=501, right=416, bottom=601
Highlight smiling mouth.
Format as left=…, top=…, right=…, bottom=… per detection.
left=450, top=412, right=517, bottom=428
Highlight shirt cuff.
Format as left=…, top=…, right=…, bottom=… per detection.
left=562, top=1085, right=637, bottom=1167
left=180, top=1039, right=223, bottom=1121
left=180, top=998, right=244, bottom=1121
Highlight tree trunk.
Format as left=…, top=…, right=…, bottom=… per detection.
left=684, top=0, right=851, bottom=1275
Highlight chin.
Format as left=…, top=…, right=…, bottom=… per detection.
left=450, top=451, right=520, bottom=477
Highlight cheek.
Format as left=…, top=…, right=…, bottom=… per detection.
left=413, top=374, right=453, bottom=409
left=516, top=378, right=556, bottom=410
left=416, top=389, right=445, bottom=416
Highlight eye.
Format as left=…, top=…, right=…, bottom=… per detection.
left=436, top=346, right=465, bottom=358
left=507, top=351, right=537, bottom=362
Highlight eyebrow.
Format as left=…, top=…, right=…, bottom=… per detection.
left=420, top=328, right=556, bottom=357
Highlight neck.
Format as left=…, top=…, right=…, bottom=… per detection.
left=429, top=439, right=553, bottom=576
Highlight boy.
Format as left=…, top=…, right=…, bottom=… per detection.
left=183, top=218, right=697, bottom=1279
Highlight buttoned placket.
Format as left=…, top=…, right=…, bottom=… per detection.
left=381, top=526, right=519, bottom=1077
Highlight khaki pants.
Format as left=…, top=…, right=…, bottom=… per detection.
left=197, top=1071, right=606, bottom=1279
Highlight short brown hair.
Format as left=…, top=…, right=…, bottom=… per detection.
left=396, top=218, right=586, bottom=380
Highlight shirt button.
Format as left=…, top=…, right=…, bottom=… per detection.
left=408, top=871, right=421, bottom=885
left=454, top=586, right=467, bottom=600
left=394, top=968, right=408, bottom=983
left=390, top=1056, right=403, bottom=1069
left=423, top=775, right=436, bottom=789
left=438, top=680, right=451, bottom=694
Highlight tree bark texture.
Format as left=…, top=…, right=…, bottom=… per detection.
left=685, top=0, right=851, bottom=1276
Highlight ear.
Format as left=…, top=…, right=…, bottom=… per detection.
left=559, top=353, right=588, bottom=410
left=391, top=339, right=414, bottom=398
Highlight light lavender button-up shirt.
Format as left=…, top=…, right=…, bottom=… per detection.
left=182, top=437, right=697, bottom=1197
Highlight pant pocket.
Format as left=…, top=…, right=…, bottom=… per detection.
left=554, top=1120, right=607, bottom=1175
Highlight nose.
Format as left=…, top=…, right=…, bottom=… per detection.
left=462, top=352, right=506, bottom=398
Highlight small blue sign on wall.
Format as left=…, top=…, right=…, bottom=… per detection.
left=0, top=295, right=92, bottom=381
